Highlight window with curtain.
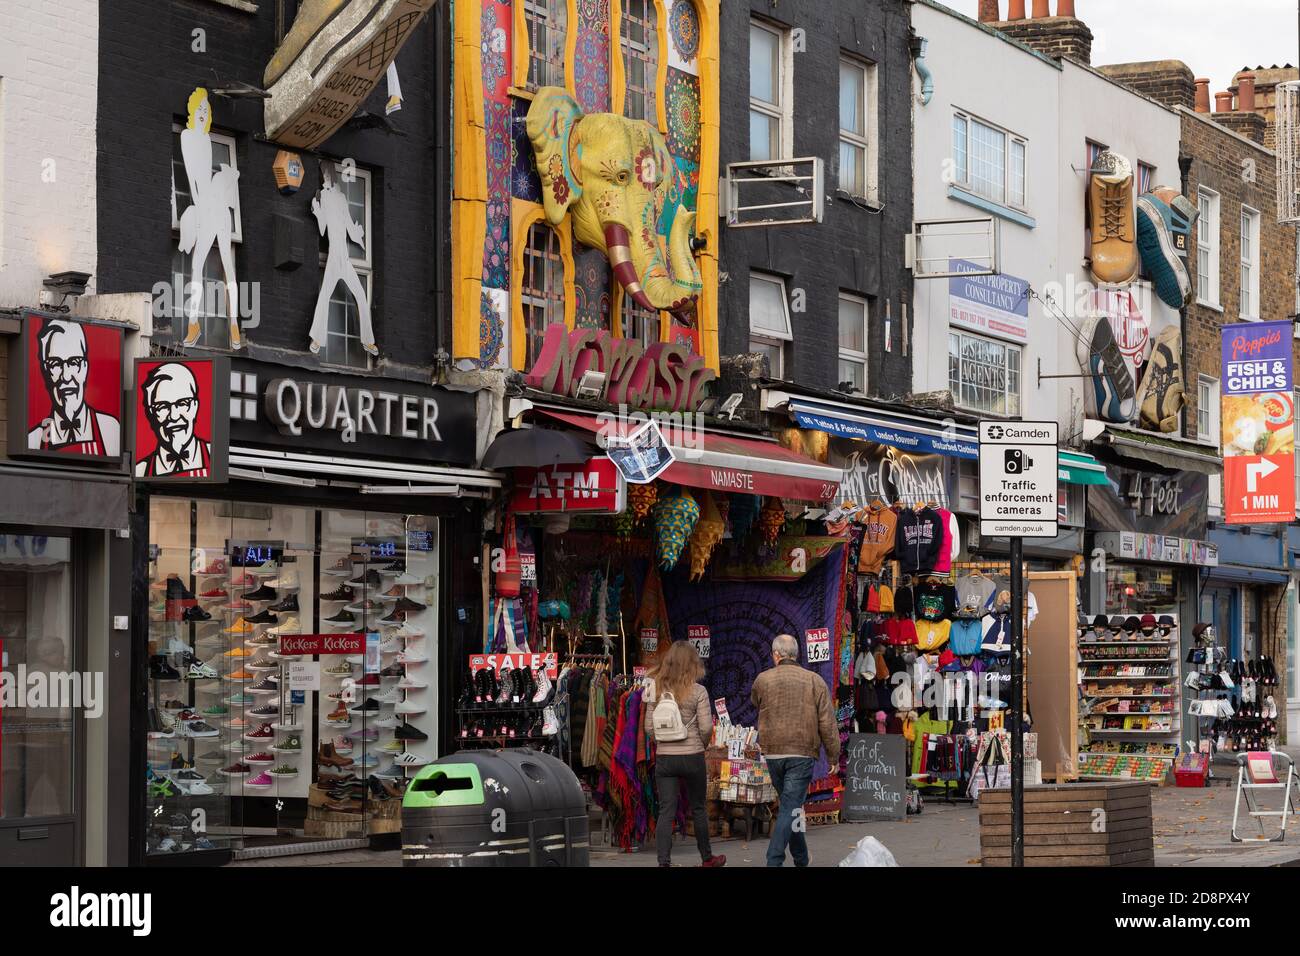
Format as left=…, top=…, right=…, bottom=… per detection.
left=522, top=222, right=566, bottom=367
left=749, top=19, right=789, bottom=161
left=838, top=56, right=875, bottom=198
left=749, top=271, right=791, bottom=378
left=621, top=0, right=658, bottom=123
left=837, top=293, right=868, bottom=393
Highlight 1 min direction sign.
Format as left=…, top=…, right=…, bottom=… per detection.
left=978, top=421, right=1059, bottom=538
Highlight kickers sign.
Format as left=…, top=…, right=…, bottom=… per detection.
left=509, top=457, right=626, bottom=514
left=1222, top=321, right=1294, bottom=523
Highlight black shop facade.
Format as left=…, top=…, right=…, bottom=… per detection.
left=133, top=355, right=494, bottom=865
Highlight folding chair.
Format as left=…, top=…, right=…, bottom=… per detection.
left=1231, top=750, right=1299, bottom=843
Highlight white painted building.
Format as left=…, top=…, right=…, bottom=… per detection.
left=909, top=0, right=1181, bottom=445
left=0, top=0, right=98, bottom=309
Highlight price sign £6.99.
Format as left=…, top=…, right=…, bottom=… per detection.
left=687, top=624, right=711, bottom=659
left=805, top=628, right=830, bottom=664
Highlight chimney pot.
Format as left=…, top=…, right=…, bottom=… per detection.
left=1057, top=0, right=1076, bottom=15
left=978, top=0, right=1000, bottom=22
left=1238, top=71, right=1256, bottom=112
left=1008, top=0, right=1026, bottom=19
left=1032, top=0, right=1050, bottom=16
left=1214, top=91, right=1233, bottom=112
left=1194, top=78, right=1210, bottom=112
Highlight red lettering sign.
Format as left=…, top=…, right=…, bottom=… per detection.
left=279, top=633, right=366, bottom=656
left=523, top=323, right=715, bottom=412
left=469, top=653, right=559, bottom=678
left=509, top=457, right=627, bottom=514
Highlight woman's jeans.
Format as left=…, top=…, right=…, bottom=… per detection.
left=655, top=752, right=713, bottom=864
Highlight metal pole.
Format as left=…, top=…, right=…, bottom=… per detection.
left=1010, top=535, right=1024, bottom=868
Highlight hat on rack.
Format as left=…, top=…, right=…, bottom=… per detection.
left=1139, top=613, right=1157, bottom=634
left=893, top=585, right=914, bottom=618
left=1192, top=622, right=1212, bottom=641
left=865, top=584, right=881, bottom=613
left=1108, top=614, right=1126, bottom=630
left=1091, top=613, right=1110, bottom=632
left=1122, top=615, right=1141, bottom=634
left=1157, top=614, right=1176, bottom=632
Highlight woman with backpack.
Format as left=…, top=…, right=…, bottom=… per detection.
left=644, top=640, right=726, bottom=868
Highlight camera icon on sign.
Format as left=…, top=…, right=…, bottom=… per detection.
left=1004, top=449, right=1032, bottom=474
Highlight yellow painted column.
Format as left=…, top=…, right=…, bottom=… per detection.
left=695, top=0, right=721, bottom=371
left=452, top=0, right=488, bottom=362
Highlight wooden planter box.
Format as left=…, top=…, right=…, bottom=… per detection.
left=979, top=781, right=1154, bottom=867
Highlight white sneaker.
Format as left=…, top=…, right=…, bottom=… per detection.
left=376, top=688, right=402, bottom=705
left=542, top=706, right=559, bottom=736
left=532, top=669, right=553, bottom=703
left=394, top=573, right=426, bottom=587
left=268, top=616, right=300, bottom=636
left=397, top=677, right=428, bottom=690
left=394, top=751, right=430, bottom=766
left=396, top=649, right=429, bottom=664
left=378, top=637, right=402, bottom=654
left=248, top=561, right=280, bottom=577
left=267, top=571, right=299, bottom=590
left=395, top=700, right=425, bottom=715
left=394, top=623, right=426, bottom=639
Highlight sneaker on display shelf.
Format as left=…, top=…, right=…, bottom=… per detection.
left=244, top=585, right=277, bottom=603
left=323, top=556, right=355, bottom=576
left=244, top=771, right=274, bottom=788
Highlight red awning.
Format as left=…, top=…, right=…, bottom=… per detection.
left=535, top=410, right=842, bottom=502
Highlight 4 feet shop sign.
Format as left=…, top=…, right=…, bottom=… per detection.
left=1222, top=321, right=1294, bottom=523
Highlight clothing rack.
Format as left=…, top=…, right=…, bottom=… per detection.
left=559, top=654, right=613, bottom=769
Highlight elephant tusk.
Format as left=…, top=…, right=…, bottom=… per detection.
left=604, top=223, right=659, bottom=314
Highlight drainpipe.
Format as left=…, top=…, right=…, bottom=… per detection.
left=910, top=33, right=933, bottom=106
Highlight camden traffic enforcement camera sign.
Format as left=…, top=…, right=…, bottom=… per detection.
left=979, top=421, right=1058, bottom=538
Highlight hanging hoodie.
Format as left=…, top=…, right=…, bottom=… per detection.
left=933, top=509, right=959, bottom=574
left=894, top=507, right=943, bottom=574
left=856, top=504, right=898, bottom=575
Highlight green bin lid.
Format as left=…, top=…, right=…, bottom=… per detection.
left=402, top=760, right=486, bottom=809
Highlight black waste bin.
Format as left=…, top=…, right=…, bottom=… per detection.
left=401, top=748, right=589, bottom=866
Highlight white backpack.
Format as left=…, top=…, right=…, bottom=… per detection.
left=651, top=690, right=688, bottom=742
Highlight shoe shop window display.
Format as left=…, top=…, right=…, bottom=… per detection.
left=1078, top=148, right=1198, bottom=433
left=1184, top=622, right=1282, bottom=764
left=143, top=497, right=437, bottom=859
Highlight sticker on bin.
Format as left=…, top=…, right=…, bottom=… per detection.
left=687, top=624, right=710, bottom=659
left=805, top=628, right=830, bottom=664
left=469, top=652, right=559, bottom=678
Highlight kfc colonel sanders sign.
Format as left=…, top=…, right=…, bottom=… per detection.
left=133, top=356, right=228, bottom=482
left=8, top=313, right=124, bottom=465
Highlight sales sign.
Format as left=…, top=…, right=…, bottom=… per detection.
left=978, top=421, right=1058, bottom=538
left=279, top=633, right=365, bottom=656
left=687, top=624, right=711, bottom=659
left=805, top=628, right=830, bottom=664
left=640, top=627, right=660, bottom=654
left=509, top=457, right=626, bottom=514
left=1221, top=321, right=1294, bottom=524
left=469, top=653, right=559, bottom=679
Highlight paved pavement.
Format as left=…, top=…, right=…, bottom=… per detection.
left=233, top=752, right=1300, bottom=868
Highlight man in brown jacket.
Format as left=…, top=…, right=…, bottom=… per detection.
left=751, top=634, right=840, bottom=867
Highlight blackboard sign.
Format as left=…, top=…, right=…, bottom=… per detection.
left=843, top=733, right=907, bottom=822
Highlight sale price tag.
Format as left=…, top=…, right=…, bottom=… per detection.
left=687, top=624, right=711, bottom=659
left=805, top=627, right=830, bottom=664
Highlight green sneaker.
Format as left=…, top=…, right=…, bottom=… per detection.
left=203, top=703, right=229, bottom=717
left=381, top=738, right=402, bottom=753
left=275, top=735, right=302, bottom=753
left=269, top=764, right=299, bottom=778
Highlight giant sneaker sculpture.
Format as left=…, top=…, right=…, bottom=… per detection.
left=1136, top=186, right=1198, bottom=309
left=263, top=0, right=435, bottom=150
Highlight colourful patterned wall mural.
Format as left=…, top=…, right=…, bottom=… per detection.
left=452, top=0, right=720, bottom=371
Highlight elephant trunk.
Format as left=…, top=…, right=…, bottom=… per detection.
left=603, top=214, right=703, bottom=324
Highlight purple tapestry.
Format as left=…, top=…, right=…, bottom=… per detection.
left=659, top=543, right=844, bottom=735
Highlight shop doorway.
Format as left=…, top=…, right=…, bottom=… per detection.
left=1200, top=586, right=1238, bottom=659
left=0, top=533, right=82, bottom=866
